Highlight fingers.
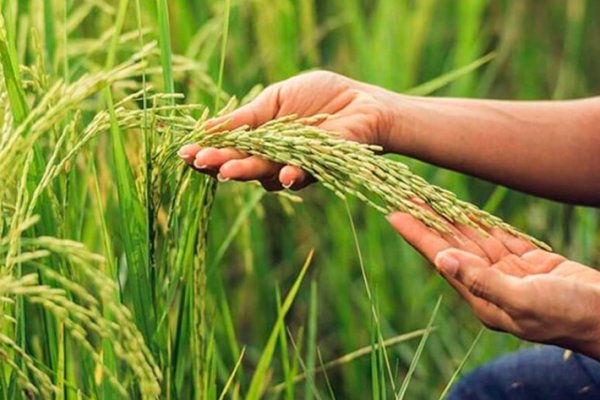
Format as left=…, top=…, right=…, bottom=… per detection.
left=178, top=147, right=314, bottom=190
left=178, top=84, right=280, bottom=168
left=192, top=147, right=247, bottom=170
left=178, top=144, right=202, bottom=164
left=455, top=223, right=510, bottom=263
left=178, top=145, right=312, bottom=190
left=279, top=165, right=312, bottom=190
left=434, top=248, right=529, bottom=332
left=434, top=249, right=524, bottom=310
left=438, top=269, right=517, bottom=333
left=520, top=249, right=566, bottom=273
left=488, top=227, right=537, bottom=256
left=406, top=201, right=471, bottom=246
left=219, top=156, right=280, bottom=182
left=176, top=82, right=318, bottom=190
left=389, top=214, right=521, bottom=332
left=386, top=202, right=476, bottom=255
left=387, top=212, right=451, bottom=262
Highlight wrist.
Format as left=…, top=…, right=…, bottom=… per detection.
left=574, top=291, right=600, bottom=360
left=559, top=286, right=600, bottom=361
left=375, top=91, right=424, bottom=156
left=566, top=330, right=600, bottom=362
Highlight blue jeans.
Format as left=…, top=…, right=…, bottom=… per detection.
left=447, top=346, right=600, bottom=399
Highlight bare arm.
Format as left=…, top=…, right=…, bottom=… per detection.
left=386, top=95, right=600, bottom=206
left=178, top=71, right=600, bottom=206
left=387, top=211, right=600, bottom=361
left=177, top=71, right=600, bottom=357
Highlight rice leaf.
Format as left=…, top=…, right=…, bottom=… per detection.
left=246, top=250, right=313, bottom=399
left=0, top=14, right=28, bottom=125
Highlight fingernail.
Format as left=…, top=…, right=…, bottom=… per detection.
left=434, top=253, right=460, bottom=276
left=217, top=173, right=230, bottom=182
left=179, top=144, right=196, bottom=153
left=178, top=149, right=194, bottom=160
left=193, top=160, right=208, bottom=169
left=282, top=180, right=295, bottom=189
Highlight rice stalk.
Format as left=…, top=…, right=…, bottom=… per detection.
left=0, top=346, right=39, bottom=398
left=0, top=328, right=55, bottom=398
left=0, top=240, right=162, bottom=399
left=154, top=113, right=548, bottom=249
left=270, top=328, right=431, bottom=394
left=0, top=42, right=155, bottom=188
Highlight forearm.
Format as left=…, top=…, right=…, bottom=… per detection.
left=384, top=95, right=600, bottom=206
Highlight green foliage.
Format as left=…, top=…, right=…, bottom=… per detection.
left=1, top=1, right=598, bottom=399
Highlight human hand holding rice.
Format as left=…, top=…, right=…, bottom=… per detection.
left=177, top=71, right=600, bottom=361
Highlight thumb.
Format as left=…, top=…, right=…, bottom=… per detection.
left=206, top=84, right=281, bottom=131
left=434, top=249, right=523, bottom=309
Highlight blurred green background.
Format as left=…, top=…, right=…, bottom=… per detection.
left=4, top=0, right=599, bottom=398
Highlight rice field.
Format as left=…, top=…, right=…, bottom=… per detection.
left=1, top=0, right=599, bottom=399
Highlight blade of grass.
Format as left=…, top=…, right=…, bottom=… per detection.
left=42, top=0, right=55, bottom=73
left=156, top=0, right=175, bottom=99
left=275, top=286, right=293, bottom=399
left=218, top=347, right=246, bottom=400
left=246, top=250, right=314, bottom=399
left=216, top=277, right=243, bottom=381
left=396, top=296, right=442, bottom=400
left=192, top=177, right=216, bottom=400
left=298, top=0, right=318, bottom=65
left=371, top=314, right=381, bottom=400
left=407, top=52, right=496, bottom=96
left=104, top=0, right=154, bottom=344
left=0, top=14, right=28, bottom=125
left=269, top=329, right=430, bottom=394
left=483, top=186, right=508, bottom=213
left=62, top=0, right=68, bottom=81
left=1, top=8, right=62, bottom=386
left=345, top=201, right=397, bottom=393
left=316, top=348, right=336, bottom=400
left=134, top=0, right=156, bottom=316
left=214, top=0, right=231, bottom=112
left=209, top=188, right=264, bottom=275
left=304, top=280, right=317, bottom=400
left=438, top=328, right=483, bottom=400
left=285, top=328, right=323, bottom=400
left=553, top=0, right=586, bottom=99
left=450, top=0, right=487, bottom=96
left=90, top=159, right=119, bottom=399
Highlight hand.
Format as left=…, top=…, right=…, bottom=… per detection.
left=387, top=212, right=600, bottom=359
left=178, top=71, right=397, bottom=191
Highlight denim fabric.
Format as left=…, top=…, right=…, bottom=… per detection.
left=447, top=346, right=600, bottom=400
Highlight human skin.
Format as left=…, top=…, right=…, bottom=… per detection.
left=177, top=71, right=600, bottom=359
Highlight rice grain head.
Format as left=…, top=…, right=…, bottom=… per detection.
left=157, top=113, right=549, bottom=250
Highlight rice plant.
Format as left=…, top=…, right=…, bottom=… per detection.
left=161, top=113, right=548, bottom=248
left=1, top=1, right=597, bottom=399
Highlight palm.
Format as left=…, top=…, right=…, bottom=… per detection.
left=388, top=212, right=600, bottom=350
left=544, top=261, right=600, bottom=284
left=271, top=71, right=388, bottom=146
left=179, top=71, right=391, bottom=189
